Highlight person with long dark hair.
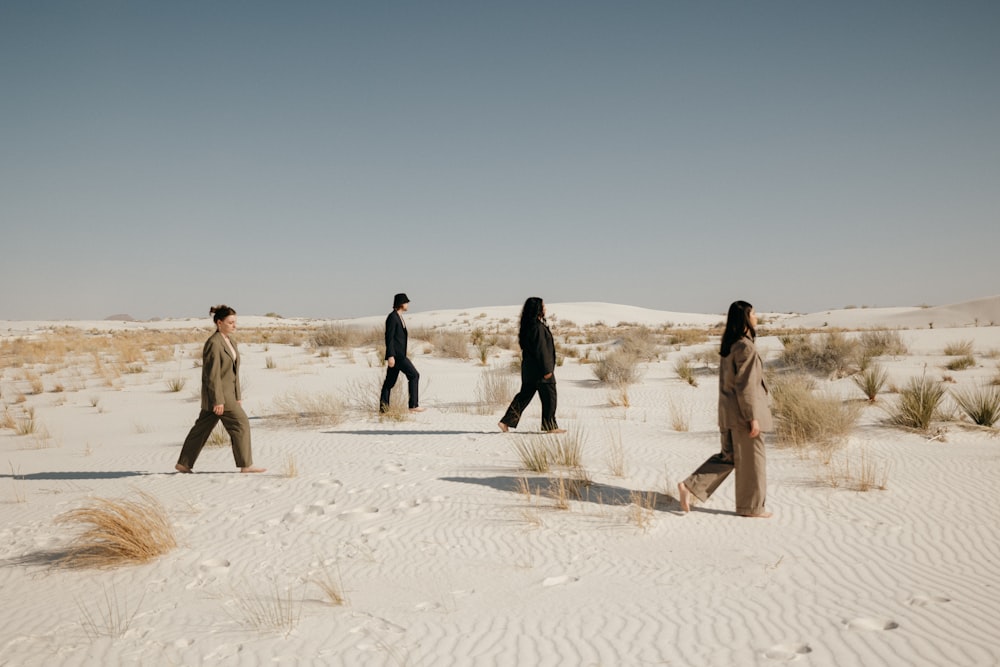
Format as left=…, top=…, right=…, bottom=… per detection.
left=498, top=297, right=565, bottom=434
left=677, top=300, right=772, bottom=517
left=176, top=305, right=265, bottom=473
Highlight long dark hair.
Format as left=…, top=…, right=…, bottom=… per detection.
left=518, top=297, right=545, bottom=349
left=720, top=300, right=754, bottom=357
left=210, top=304, right=236, bottom=324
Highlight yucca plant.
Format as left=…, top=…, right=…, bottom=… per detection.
left=887, top=374, right=945, bottom=431
left=951, top=384, right=1000, bottom=427
left=852, top=364, right=888, bottom=402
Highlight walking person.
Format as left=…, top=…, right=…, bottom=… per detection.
left=677, top=300, right=772, bottom=517
left=498, top=297, right=565, bottom=434
left=176, top=305, right=265, bottom=473
left=380, top=293, right=425, bottom=413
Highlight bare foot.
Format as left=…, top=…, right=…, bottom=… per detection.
left=498, top=422, right=509, bottom=432
left=240, top=466, right=266, bottom=473
left=175, top=463, right=193, bottom=473
left=739, top=511, right=773, bottom=518
left=677, top=482, right=691, bottom=512
left=543, top=428, right=567, bottom=434
left=409, top=406, right=426, bottom=413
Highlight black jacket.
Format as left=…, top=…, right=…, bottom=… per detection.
left=384, top=310, right=408, bottom=360
left=520, top=319, right=556, bottom=383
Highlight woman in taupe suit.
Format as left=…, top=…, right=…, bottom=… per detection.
left=175, top=305, right=265, bottom=474
left=677, top=300, right=772, bottom=517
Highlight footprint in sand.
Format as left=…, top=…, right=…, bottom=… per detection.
left=339, top=507, right=380, bottom=522
left=198, top=558, right=231, bottom=574
left=844, top=617, right=899, bottom=631
left=906, top=595, right=951, bottom=607
left=763, top=643, right=812, bottom=661
left=542, top=575, right=578, bottom=587
left=381, top=462, right=406, bottom=473
left=396, top=499, right=425, bottom=514
left=312, top=478, right=343, bottom=489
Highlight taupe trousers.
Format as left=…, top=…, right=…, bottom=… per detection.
left=682, top=426, right=767, bottom=515
left=177, top=331, right=253, bottom=469
left=682, top=335, right=772, bottom=515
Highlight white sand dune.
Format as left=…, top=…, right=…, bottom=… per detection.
left=2, top=299, right=999, bottom=666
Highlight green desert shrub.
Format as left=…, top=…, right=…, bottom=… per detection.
left=887, top=375, right=946, bottom=431
left=951, top=384, right=1000, bottom=427
left=770, top=374, right=861, bottom=448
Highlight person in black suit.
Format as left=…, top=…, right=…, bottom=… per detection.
left=380, top=293, right=425, bottom=413
left=498, top=297, right=565, bottom=433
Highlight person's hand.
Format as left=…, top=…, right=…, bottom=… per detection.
left=749, top=419, right=761, bottom=438
left=387, top=357, right=395, bottom=368
left=543, top=373, right=553, bottom=380
left=213, top=404, right=224, bottom=416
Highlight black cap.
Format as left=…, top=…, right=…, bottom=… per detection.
left=393, top=293, right=410, bottom=309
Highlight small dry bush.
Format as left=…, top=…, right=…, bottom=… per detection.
left=858, top=329, right=908, bottom=359
left=512, top=437, right=551, bottom=473
left=770, top=374, right=861, bottom=448
left=780, top=331, right=858, bottom=377
left=887, top=374, right=946, bottom=431
left=665, top=328, right=710, bottom=347
left=943, top=339, right=974, bottom=357
left=618, top=326, right=660, bottom=361
left=272, top=391, right=347, bottom=426
left=945, top=355, right=975, bottom=371
left=311, top=324, right=374, bottom=349
left=474, top=366, right=517, bottom=414
left=951, top=384, right=1000, bottom=427
left=420, top=329, right=470, bottom=359
left=345, top=373, right=409, bottom=420
left=592, top=349, right=642, bottom=385
left=77, top=584, right=145, bottom=639
left=228, top=580, right=302, bottom=637
left=673, top=355, right=697, bottom=386
left=309, top=561, right=348, bottom=606
left=605, top=424, right=626, bottom=476
left=546, top=473, right=590, bottom=509
left=627, top=490, right=658, bottom=532
left=55, top=491, right=177, bottom=568
left=165, top=376, right=186, bottom=392
left=206, top=422, right=229, bottom=448
left=852, top=364, right=888, bottom=402
left=667, top=394, right=692, bottom=431
left=825, top=446, right=891, bottom=491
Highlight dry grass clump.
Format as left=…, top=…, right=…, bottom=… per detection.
left=770, top=374, right=861, bottom=449
left=165, top=376, right=186, bottom=392
left=228, top=580, right=302, bottom=637
left=951, top=384, right=1000, bottom=427
left=310, top=324, right=377, bottom=349
left=617, top=326, right=660, bottom=360
left=77, top=584, right=145, bottom=639
left=945, top=355, right=976, bottom=371
left=886, top=374, right=946, bottom=431
left=943, top=339, right=974, bottom=357
left=55, top=491, right=177, bottom=568
left=309, top=561, right=348, bottom=606
left=605, top=424, right=626, bottom=476
left=474, top=366, right=517, bottom=414
left=825, top=446, right=891, bottom=491
left=673, top=355, right=697, bottom=386
left=345, top=373, right=410, bottom=420
left=627, top=490, right=658, bottom=531
left=667, top=394, right=692, bottom=431
left=272, top=391, right=347, bottom=426
left=416, top=328, right=470, bottom=359
left=206, top=422, right=229, bottom=448
left=852, top=364, right=888, bottom=402
left=779, top=331, right=857, bottom=377
left=512, top=427, right=585, bottom=472
left=858, top=329, right=908, bottom=359
left=592, top=349, right=642, bottom=385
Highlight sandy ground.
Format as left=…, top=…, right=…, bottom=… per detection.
left=1, top=299, right=999, bottom=666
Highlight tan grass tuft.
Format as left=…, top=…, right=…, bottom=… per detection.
left=55, top=491, right=177, bottom=568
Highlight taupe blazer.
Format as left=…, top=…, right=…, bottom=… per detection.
left=718, top=336, right=773, bottom=432
left=200, top=331, right=241, bottom=411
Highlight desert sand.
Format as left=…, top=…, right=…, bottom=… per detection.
left=2, top=298, right=999, bottom=666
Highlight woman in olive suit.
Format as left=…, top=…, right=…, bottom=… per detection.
left=175, top=305, right=265, bottom=473
left=677, top=300, right=772, bottom=517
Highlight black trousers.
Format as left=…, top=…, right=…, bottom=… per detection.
left=380, top=356, right=420, bottom=410
left=500, top=380, right=559, bottom=431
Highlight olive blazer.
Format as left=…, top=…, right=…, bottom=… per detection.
left=200, top=331, right=241, bottom=411
left=718, top=336, right=773, bottom=432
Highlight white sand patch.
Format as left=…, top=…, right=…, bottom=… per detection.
left=1, top=298, right=999, bottom=666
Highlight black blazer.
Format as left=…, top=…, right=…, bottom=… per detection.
left=384, top=310, right=408, bottom=360
left=520, top=319, right=556, bottom=384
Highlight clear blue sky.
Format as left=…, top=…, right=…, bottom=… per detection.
left=2, top=1, right=998, bottom=320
